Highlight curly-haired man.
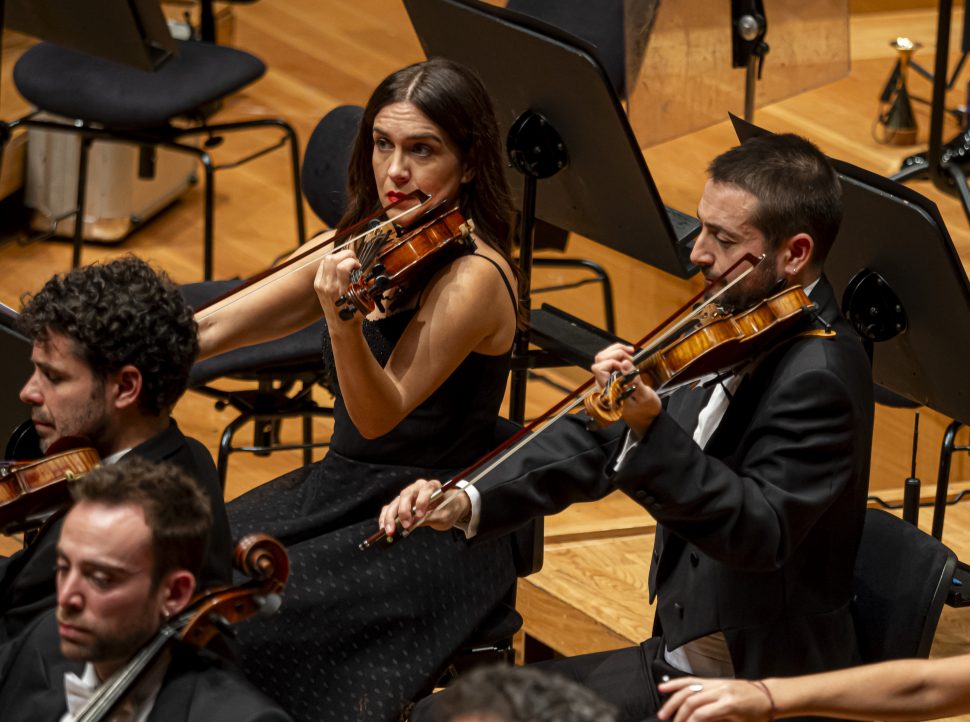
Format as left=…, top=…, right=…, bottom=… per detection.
left=0, top=257, right=231, bottom=643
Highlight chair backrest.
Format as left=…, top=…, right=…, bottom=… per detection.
left=504, top=0, right=626, bottom=100
left=301, top=104, right=364, bottom=228
left=851, top=508, right=956, bottom=662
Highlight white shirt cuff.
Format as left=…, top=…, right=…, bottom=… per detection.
left=452, top=480, right=481, bottom=539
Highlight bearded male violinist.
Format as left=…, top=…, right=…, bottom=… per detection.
left=385, top=133, right=875, bottom=722
left=0, top=258, right=231, bottom=643
left=0, top=458, right=291, bottom=721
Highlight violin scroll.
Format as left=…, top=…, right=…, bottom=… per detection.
left=584, top=371, right=636, bottom=430
left=179, top=534, right=289, bottom=649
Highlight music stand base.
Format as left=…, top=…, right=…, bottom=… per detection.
left=892, top=134, right=970, bottom=228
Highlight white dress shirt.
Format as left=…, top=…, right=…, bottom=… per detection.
left=62, top=656, right=167, bottom=722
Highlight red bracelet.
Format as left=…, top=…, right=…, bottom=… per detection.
left=748, top=680, right=776, bottom=722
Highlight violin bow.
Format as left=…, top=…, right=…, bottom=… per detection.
left=360, top=253, right=766, bottom=549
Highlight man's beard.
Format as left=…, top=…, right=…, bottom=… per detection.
left=708, top=258, right=783, bottom=313
left=59, top=611, right=157, bottom=668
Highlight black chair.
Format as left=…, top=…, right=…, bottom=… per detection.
left=851, top=508, right=956, bottom=661
left=7, top=2, right=305, bottom=280
left=184, top=104, right=365, bottom=488
left=417, top=419, right=544, bottom=699
left=428, top=517, right=543, bottom=686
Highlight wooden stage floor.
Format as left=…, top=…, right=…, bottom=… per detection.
left=3, top=3, right=970, bottom=718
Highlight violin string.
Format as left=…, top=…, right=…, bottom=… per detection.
left=75, top=627, right=176, bottom=721
left=619, top=259, right=765, bottom=384
left=195, top=194, right=434, bottom=322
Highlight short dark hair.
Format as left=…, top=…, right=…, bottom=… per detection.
left=708, top=133, right=843, bottom=265
left=18, top=256, right=199, bottom=416
left=71, top=458, right=211, bottom=585
left=437, top=665, right=617, bottom=722
left=340, top=58, right=517, bottom=277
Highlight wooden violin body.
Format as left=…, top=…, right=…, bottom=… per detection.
left=0, top=445, right=99, bottom=533
left=586, top=286, right=826, bottom=426
left=337, top=206, right=476, bottom=318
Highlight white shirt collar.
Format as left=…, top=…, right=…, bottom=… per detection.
left=62, top=657, right=167, bottom=722
left=100, top=448, right=132, bottom=465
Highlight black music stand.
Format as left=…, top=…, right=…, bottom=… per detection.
left=403, top=0, right=700, bottom=423
left=2, top=0, right=176, bottom=72
left=735, top=116, right=970, bottom=585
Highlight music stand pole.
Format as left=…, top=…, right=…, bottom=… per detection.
left=0, top=0, right=9, bottom=188
left=505, top=111, right=569, bottom=423
left=928, top=0, right=952, bottom=194
left=508, top=177, right=536, bottom=423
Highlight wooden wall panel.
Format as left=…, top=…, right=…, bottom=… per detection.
left=627, top=0, right=850, bottom=146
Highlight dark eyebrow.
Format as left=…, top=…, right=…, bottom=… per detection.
left=371, top=126, right=444, bottom=144
left=696, top=210, right=738, bottom=242
left=32, top=359, right=62, bottom=376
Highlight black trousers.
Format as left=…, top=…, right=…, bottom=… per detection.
left=411, top=636, right=687, bottom=722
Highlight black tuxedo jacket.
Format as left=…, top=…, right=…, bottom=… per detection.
left=0, top=611, right=292, bottom=721
left=474, top=277, right=874, bottom=679
left=0, top=421, right=231, bottom=643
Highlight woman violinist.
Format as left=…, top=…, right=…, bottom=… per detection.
left=196, top=58, right=520, bottom=721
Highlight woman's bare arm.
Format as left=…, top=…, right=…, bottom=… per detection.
left=195, top=231, right=336, bottom=360
left=317, top=247, right=516, bottom=439
left=658, top=656, right=970, bottom=722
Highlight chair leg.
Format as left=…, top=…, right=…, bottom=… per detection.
left=302, top=414, right=314, bottom=467
left=172, top=118, right=307, bottom=250
left=284, top=123, right=307, bottom=247
left=201, top=151, right=215, bottom=281
left=218, top=411, right=252, bottom=492
left=72, top=136, right=94, bottom=268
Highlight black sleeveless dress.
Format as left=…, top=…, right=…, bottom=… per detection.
left=227, top=261, right=517, bottom=722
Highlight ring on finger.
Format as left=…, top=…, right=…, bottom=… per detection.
left=688, top=683, right=704, bottom=693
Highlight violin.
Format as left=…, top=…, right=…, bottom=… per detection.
left=0, top=424, right=99, bottom=535
left=360, top=254, right=834, bottom=549
left=336, top=204, right=476, bottom=319
left=194, top=191, right=473, bottom=327
left=584, top=284, right=828, bottom=427
left=74, top=533, right=290, bottom=722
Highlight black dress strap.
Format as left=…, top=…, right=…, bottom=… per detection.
left=472, top=253, right=517, bottom=311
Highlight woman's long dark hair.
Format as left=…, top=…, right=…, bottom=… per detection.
left=339, top=58, right=520, bottom=292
